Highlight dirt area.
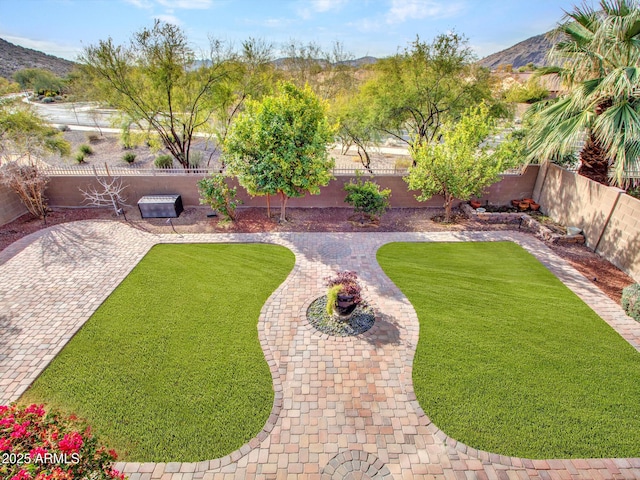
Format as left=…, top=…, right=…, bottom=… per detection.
left=42, top=130, right=222, bottom=169
left=42, top=130, right=407, bottom=172
left=1, top=206, right=634, bottom=304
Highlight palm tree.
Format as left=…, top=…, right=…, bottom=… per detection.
left=526, top=0, right=640, bottom=186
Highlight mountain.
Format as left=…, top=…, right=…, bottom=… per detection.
left=272, top=56, right=378, bottom=69
left=479, top=33, right=555, bottom=70
left=0, top=38, right=76, bottom=80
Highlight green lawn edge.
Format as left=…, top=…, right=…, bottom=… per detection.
left=20, top=243, right=296, bottom=462
left=377, top=241, right=640, bottom=459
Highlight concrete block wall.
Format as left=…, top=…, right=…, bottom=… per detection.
left=597, top=193, right=640, bottom=281
left=534, top=164, right=624, bottom=249
left=0, top=183, right=28, bottom=226
left=535, top=163, right=640, bottom=282
left=45, top=166, right=539, bottom=211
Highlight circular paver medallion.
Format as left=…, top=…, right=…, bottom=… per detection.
left=321, top=450, right=391, bottom=479
left=318, top=241, right=353, bottom=261
left=306, top=295, right=375, bottom=336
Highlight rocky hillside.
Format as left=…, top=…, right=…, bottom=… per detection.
left=0, top=38, right=75, bottom=80
left=479, top=33, right=555, bottom=70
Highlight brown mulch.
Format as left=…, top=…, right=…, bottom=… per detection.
left=1, top=206, right=634, bottom=304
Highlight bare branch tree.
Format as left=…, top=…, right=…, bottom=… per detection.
left=79, top=175, right=130, bottom=220
left=0, top=162, right=50, bottom=222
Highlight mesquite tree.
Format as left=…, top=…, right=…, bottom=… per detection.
left=80, top=21, right=232, bottom=169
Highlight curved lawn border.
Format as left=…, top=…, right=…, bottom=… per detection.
left=20, top=243, right=296, bottom=463
left=377, top=241, right=640, bottom=460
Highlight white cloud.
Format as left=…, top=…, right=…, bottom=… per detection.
left=297, top=0, right=348, bottom=19
left=124, top=0, right=213, bottom=9
left=122, top=0, right=153, bottom=8
left=153, top=13, right=182, bottom=25
left=156, top=0, right=212, bottom=9
left=311, top=0, right=348, bottom=12
left=2, top=35, right=81, bottom=61
left=386, top=0, right=464, bottom=24
left=262, top=18, right=296, bottom=28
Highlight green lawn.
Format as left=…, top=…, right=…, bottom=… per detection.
left=377, top=241, right=640, bottom=459
left=20, top=243, right=295, bottom=462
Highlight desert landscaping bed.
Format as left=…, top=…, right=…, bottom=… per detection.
left=0, top=205, right=634, bottom=304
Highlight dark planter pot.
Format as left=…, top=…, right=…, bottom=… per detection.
left=335, top=294, right=358, bottom=316
left=470, top=200, right=482, bottom=209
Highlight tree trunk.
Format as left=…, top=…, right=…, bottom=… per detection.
left=444, top=193, right=453, bottom=223
left=266, top=193, right=271, bottom=218
left=578, top=132, right=610, bottom=186
left=279, top=191, right=288, bottom=222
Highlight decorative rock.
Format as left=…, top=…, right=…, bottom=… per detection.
left=307, top=295, right=375, bottom=336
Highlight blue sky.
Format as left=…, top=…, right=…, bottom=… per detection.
left=0, top=0, right=583, bottom=62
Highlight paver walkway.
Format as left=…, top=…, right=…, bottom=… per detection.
left=1, top=220, right=640, bottom=479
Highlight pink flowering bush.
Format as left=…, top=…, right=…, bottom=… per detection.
left=0, top=403, right=126, bottom=480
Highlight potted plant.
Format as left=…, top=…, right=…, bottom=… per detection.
left=324, top=271, right=363, bottom=319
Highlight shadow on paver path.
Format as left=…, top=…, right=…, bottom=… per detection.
left=1, top=221, right=639, bottom=479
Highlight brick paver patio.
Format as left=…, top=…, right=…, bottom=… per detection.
left=1, top=220, right=639, bottom=479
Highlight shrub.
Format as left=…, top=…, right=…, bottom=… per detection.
left=344, top=172, right=391, bottom=220
left=326, top=285, right=342, bottom=316
left=188, top=151, right=203, bottom=168
left=626, top=186, right=640, bottom=199
left=122, top=152, right=136, bottom=164
left=394, top=158, right=412, bottom=170
left=79, top=144, right=93, bottom=155
left=622, top=284, right=640, bottom=322
left=86, top=132, right=100, bottom=144
left=197, top=173, right=241, bottom=222
left=324, top=271, right=363, bottom=305
left=75, top=153, right=86, bottom=164
left=0, top=163, right=49, bottom=221
left=57, top=125, right=70, bottom=132
left=154, top=154, right=173, bottom=169
left=504, top=78, right=549, bottom=104
left=0, top=403, right=126, bottom=479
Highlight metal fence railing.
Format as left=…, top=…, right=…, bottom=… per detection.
left=43, top=164, right=529, bottom=178
left=43, top=164, right=416, bottom=177
left=44, top=165, right=218, bottom=176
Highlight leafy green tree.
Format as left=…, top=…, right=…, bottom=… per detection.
left=13, top=68, right=66, bottom=95
left=406, top=104, right=512, bottom=222
left=197, top=173, right=241, bottom=222
left=209, top=38, right=276, bottom=164
left=224, top=82, right=335, bottom=222
left=280, top=40, right=356, bottom=101
left=80, top=21, right=232, bottom=169
left=526, top=0, right=640, bottom=186
left=0, top=77, right=20, bottom=95
left=361, top=33, right=497, bottom=156
left=504, top=78, right=549, bottom=103
left=343, top=172, right=391, bottom=222
left=330, top=91, right=380, bottom=172
left=0, top=101, right=70, bottom=221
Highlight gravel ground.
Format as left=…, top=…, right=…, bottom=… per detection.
left=41, top=131, right=407, bottom=172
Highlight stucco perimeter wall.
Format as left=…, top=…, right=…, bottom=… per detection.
left=597, top=193, right=640, bottom=281
left=0, top=182, right=28, bottom=225
left=535, top=163, right=640, bottom=282
left=45, top=166, right=539, bottom=210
